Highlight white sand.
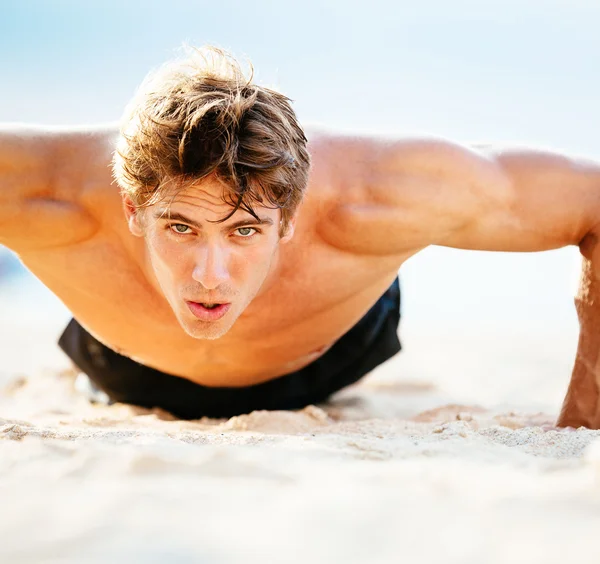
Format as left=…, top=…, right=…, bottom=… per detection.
left=4, top=249, right=600, bottom=564
left=3, top=327, right=600, bottom=564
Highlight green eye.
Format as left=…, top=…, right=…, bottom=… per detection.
left=172, top=224, right=190, bottom=234
left=237, top=227, right=255, bottom=237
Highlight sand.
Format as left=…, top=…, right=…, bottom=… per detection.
left=3, top=325, right=600, bottom=564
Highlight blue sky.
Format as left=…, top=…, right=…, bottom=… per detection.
left=2, top=0, right=599, bottom=151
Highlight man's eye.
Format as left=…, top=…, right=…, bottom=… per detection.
left=236, top=227, right=256, bottom=237
left=171, top=224, right=191, bottom=234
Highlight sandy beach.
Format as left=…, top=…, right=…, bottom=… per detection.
left=3, top=247, right=600, bottom=564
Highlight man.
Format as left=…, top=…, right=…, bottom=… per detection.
left=1, top=47, right=599, bottom=427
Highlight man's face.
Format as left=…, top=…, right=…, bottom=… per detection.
left=127, top=177, right=293, bottom=340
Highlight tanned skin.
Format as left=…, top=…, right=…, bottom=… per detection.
left=1, top=125, right=599, bottom=427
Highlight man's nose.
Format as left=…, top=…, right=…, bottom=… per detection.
left=191, top=242, right=230, bottom=290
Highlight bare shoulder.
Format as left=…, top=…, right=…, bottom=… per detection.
left=0, top=123, right=119, bottom=251
left=304, top=127, right=504, bottom=255
left=305, top=127, right=488, bottom=172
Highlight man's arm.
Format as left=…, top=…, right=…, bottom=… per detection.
left=316, top=133, right=600, bottom=427
left=557, top=239, right=600, bottom=428
left=315, top=134, right=599, bottom=254
left=437, top=143, right=600, bottom=428
left=0, top=125, right=115, bottom=252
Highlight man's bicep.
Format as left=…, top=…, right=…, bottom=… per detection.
left=0, top=198, right=98, bottom=251
left=351, top=138, right=516, bottom=253
left=439, top=148, right=600, bottom=252
left=0, top=127, right=109, bottom=251
left=314, top=135, right=512, bottom=255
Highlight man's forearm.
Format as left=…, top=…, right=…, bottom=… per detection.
left=558, top=244, right=600, bottom=428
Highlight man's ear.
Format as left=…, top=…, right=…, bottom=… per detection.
left=122, top=195, right=144, bottom=237
left=280, top=216, right=297, bottom=243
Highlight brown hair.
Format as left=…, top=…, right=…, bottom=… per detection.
left=113, top=46, right=311, bottom=235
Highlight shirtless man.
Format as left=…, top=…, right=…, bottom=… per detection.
left=1, top=48, right=599, bottom=427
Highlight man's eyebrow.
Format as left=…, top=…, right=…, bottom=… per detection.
left=153, top=210, right=274, bottom=230
left=153, top=210, right=203, bottom=230
left=227, top=217, right=274, bottom=230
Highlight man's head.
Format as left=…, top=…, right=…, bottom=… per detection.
left=113, top=46, right=311, bottom=339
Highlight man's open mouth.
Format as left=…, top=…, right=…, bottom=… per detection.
left=186, top=301, right=231, bottom=321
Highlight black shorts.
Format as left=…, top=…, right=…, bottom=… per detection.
left=58, top=279, right=401, bottom=419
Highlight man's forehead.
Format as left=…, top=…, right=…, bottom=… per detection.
left=156, top=178, right=277, bottom=222
left=162, top=178, right=232, bottom=208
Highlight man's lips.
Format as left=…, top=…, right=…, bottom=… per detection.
left=186, top=301, right=231, bottom=321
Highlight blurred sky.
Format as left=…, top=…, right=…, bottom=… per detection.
left=2, top=0, right=599, bottom=148
left=1, top=0, right=598, bottom=348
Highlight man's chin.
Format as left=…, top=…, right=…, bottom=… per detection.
left=179, top=318, right=235, bottom=340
